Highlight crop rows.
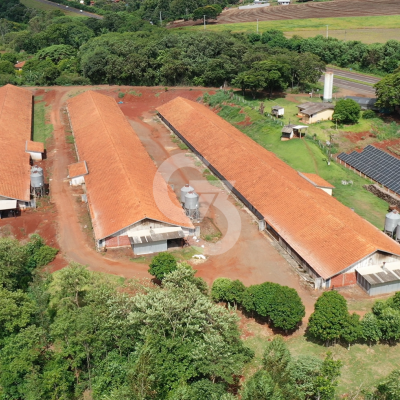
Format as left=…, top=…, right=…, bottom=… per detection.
left=173, top=0, right=400, bottom=27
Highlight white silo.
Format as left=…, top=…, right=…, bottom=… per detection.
left=323, top=72, right=334, bottom=102
left=180, top=184, right=194, bottom=204
left=384, top=211, right=400, bottom=236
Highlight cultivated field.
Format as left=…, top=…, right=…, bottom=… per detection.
left=173, top=0, right=400, bottom=31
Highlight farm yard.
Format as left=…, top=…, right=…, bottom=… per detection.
left=173, top=0, right=400, bottom=27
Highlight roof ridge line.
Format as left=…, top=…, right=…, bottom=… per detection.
left=181, top=97, right=385, bottom=246
left=88, top=91, right=146, bottom=217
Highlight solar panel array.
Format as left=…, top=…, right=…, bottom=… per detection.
left=337, top=145, right=400, bottom=195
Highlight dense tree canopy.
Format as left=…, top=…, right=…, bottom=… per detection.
left=332, top=99, right=361, bottom=124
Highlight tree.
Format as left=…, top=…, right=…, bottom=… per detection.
left=0, top=60, right=15, bottom=74
left=241, top=370, right=284, bottom=400
left=288, top=355, right=323, bottom=399
left=268, top=285, right=305, bottom=332
left=148, top=252, right=177, bottom=281
left=377, top=307, right=400, bottom=344
left=211, top=278, right=245, bottom=306
left=313, top=352, right=342, bottom=400
left=128, top=280, right=253, bottom=396
left=193, top=5, right=222, bottom=21
left=36, top=44, right=76, bottom=63
left=307, top=291, right=350, bottom=346
left=361, top=312, right=381, bottom=345
left=332, top=99, right=361, bottom=124
left=262, top=335, right=291, bottom=382
left=342, top=313, right=361, bottom=349
left=372, top=369, right=400, bottom=400
left=375, top=71, right=400, bottom=109
left=163, top=262, right=208, bottom=294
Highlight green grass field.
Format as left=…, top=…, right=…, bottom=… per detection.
left=33, top=96, right=53, bottom=146
left=212, top=92, right=388, bottom=228
left=20, top=0, right=85, bottom=17
left=243, top=328, right=400, bottom=396
left=180, top=15, right=400, bottom=43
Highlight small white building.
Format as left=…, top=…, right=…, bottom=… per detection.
left=68, top=161, right=88, bottom=186
left=271, top=106, right=284, bottom=117
left=277, top=0, right=290, bottom=5
left=25, top=140, right=44, bottom=161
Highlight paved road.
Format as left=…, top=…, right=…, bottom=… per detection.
left=319, top=67, right=380, bottom=96
left=31, top=0, right=103, bottom=19
left=326, top=67, right=381, bottom=85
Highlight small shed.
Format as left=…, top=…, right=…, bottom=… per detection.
left=356, top=261, right=400, bottom=296
left=277, top=0, right=290, bottom=4
left=281, top=124, right=308, bottom=140
left=68, top=161, right=88, bottom=186
left=25, top=140, right=44, bottom=161
left=298, top=172, right=335, bottom=195
left=344, top=96, right=377, bottom=111
left=297, top=102, right=335, bottom=124
left=272, top=106, right=284, bottom=117
left=14, top=61, right=26, bottom=71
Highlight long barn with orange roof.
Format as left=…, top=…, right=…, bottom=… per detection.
left=67, top=91, right=193, bottom=255
left=157, top=97, right=400, bottom=293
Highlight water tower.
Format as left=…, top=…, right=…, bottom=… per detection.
left=323, top=72, right=334, bottom=102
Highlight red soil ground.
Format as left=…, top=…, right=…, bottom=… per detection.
left=2, top=84, right=381, bottom=320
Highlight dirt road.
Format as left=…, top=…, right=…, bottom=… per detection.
left=47, top=87, right=148, bottom=279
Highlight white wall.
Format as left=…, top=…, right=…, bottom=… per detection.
left=70, top=176, right=85, bottom=186
left=28, top=151, right=42, bottom=161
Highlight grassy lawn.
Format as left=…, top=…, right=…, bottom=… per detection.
left=130, top=246, right=203, bottom=264
left=244, top=331, right=400, bottom=396
left=33, top=96, right=53, bottom=146
left=20, top=0, right=85, bottom=17
left=180, top=15, right=400, bottom=43
left=212, top=91, right=388, bottom=229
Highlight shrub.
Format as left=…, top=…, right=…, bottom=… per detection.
left=362, top=109, right=376, bottom=119
left=211, top=278, right=245, bottom=305
left=148, top=252, right=177, bottom=281
left=118, top=92, right=125, bottom=98
left=33, top=245, right=58, bottom=267
left=55, top=73, right=90, bottom=86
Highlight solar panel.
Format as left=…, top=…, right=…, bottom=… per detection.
left=338, top=146, right=400, bottom=195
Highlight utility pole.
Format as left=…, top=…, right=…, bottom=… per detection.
left=160, top=11, right=162, bottom=24
left=326, top=25, right=329, bottom=38
left=257, top=18, right=259, bottom=34
left=204, top=15, right=206, bottom=30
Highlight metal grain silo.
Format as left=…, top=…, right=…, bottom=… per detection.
left=30, top=166, right=44, bottom=188
left=184, top=191, right=199, bottom=210
left=396, top=223, right=400, bottom=241
left=180, top=184, right=194, bottom=203
left=384, top=211, right=400, bottom=234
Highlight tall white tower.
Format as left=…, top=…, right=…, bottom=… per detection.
left=323, top=72, right=334, bottom=102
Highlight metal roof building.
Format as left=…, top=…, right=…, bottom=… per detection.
left=67, top=91, right=193, bottom=255
left=157, top=97, right=400, bottom=290
left=0, top=84, right=32, bottom=212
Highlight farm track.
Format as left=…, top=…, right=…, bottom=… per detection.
left=172, top=0, right=400, bottom=27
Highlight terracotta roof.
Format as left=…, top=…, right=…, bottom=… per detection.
left=299, top=172, right=335, bottom=189
left=67, top=91, right=192, bottom=240
left=14, top=61, right=26, bottom=69
left=26, top=140, right=44, bottom=153
left=68, top=161, right=88, bottom=178
left=0, top=84, right=32, bottom=201
left=297, top=102, right=334, bottom=115
left=157, top=97, right=400, bottom=279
